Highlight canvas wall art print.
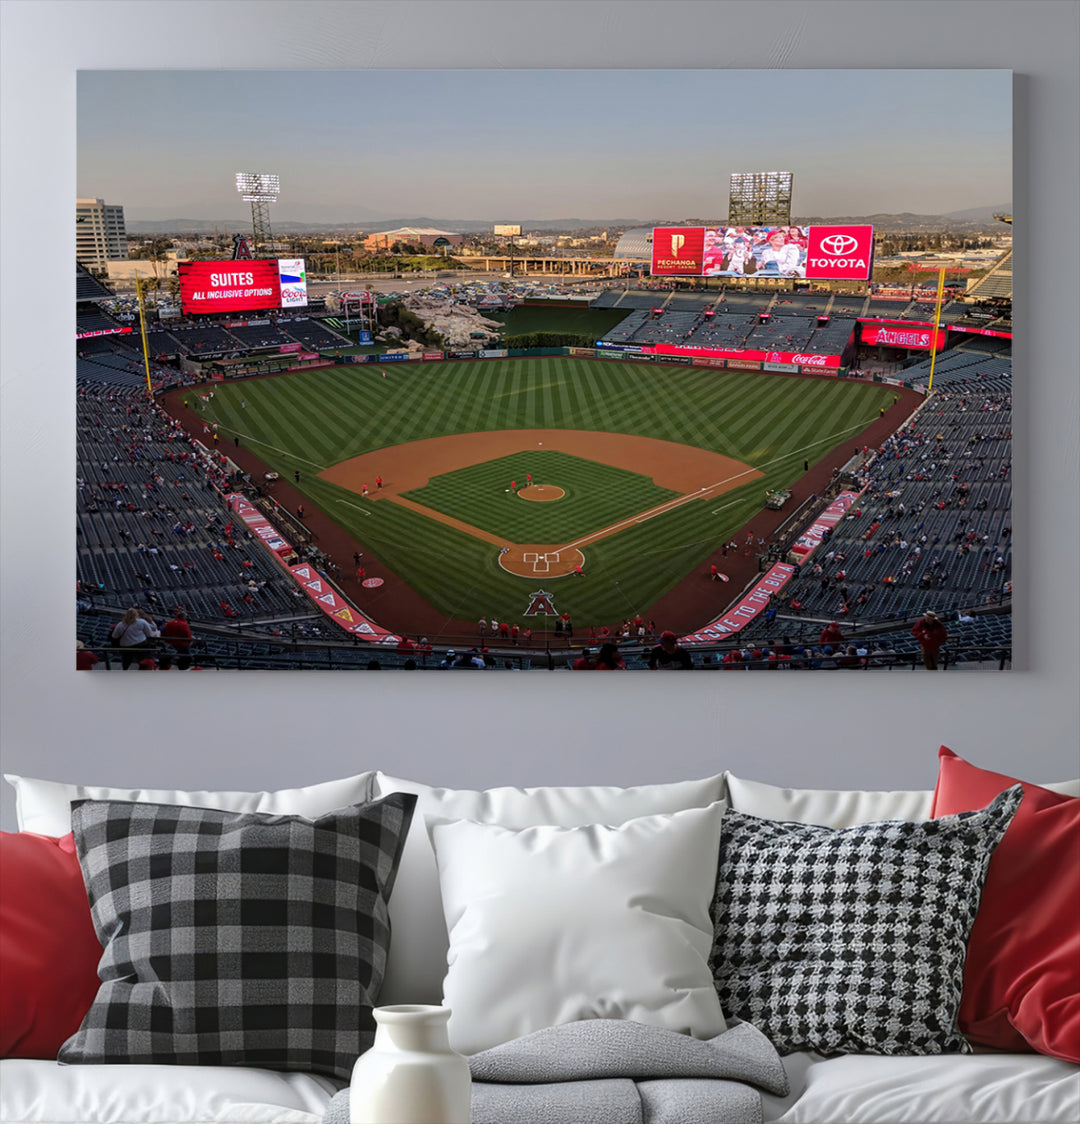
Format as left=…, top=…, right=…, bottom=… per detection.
left=76, top=69, right=1013, bottom=672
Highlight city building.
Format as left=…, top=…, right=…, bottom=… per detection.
left=76, top=198, right=128, bottom=271
left=363, top=227, right=464, bottom=252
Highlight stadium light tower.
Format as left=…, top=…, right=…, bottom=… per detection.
left=729, top=171, right=793, bottom=226
left=235, top=172, right=280, bottom=256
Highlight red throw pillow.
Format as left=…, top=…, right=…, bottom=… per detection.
left=932, top=746, right=1080, bottom=1062
left=0, top=832, right=103, bottom=1058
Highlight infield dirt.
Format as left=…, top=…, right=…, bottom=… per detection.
left=319, top=429, right=761, bottom=577
left=319, top=428, right=758, bottom=498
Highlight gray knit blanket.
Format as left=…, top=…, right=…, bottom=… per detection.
left=324, top=1018, right=789, bottom=1124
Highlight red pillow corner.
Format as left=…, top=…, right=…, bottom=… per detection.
left=932, top=747, right=1080, bottom=1063
left=0, top=831, right=103, bottom=1059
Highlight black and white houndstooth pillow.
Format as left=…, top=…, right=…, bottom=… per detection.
left=59, top=793, right=416, bottom=1079
left=710, top=785, right=1022, bottom=1057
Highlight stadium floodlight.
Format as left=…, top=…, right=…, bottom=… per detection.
left=236, top=172, right=280, bottom=254
left=235, top=172, right=281, bottom=202
left=729, top=171, right=793, bottom=226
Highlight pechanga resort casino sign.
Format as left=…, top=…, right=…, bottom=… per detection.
left=651, top=225, right=873, bottom=280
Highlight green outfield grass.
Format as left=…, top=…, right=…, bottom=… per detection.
left=202, top=357, right=896, bottom=628
left=487, top=304, right=630, bottom=339
left=403, top=451, right=679, bottom=543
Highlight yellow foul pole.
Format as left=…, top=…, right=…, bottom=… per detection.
left=926, top=267, right=946, bottom=395
left=135, top=278, right=154, bottom=401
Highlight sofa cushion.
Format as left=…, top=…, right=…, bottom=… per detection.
left=429, top=802, right=728, bottom=1055
left=59, top=795, right=415, bottom=1081
left=724, top=771, right=1079, bottom=829
left=932, top=746, right=1080, bottom=1062
left=0, top=1057, right=340, bottom=1123
left=711, top=786, right=1022, bottom=1057
left=4, top=772, right=377, bottom=837
left=372, top=772, right=726, bottom=1005
left=723, top=773, right=936, bottom=826
left=762, top=1050, right=1080, bottom=1123
left=0, top=833, right=102, bottom=1059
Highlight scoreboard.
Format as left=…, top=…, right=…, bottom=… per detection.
left=651, top=225, right=873, bottom=281
left=178, top=259, right=307, bottom=315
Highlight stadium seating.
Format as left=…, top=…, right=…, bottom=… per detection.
left=901, top=351, right=1012, bottom=389
left=616, top=292, right=672, bottom=309
left=226, top=324, right=296, bottom=349
left=965, top=248, right=1013, bottom=300
left=76, top=262, right=114, bottom=301
left=171, top=325, right=243, bottom=354
left=827, top=294, right=870, bottom=317
left=77, top=309, right=124, bottom=334
left=143, top=329, right=181, bottom=358
left=280, top=319, right=351, bottom=350
left=769, top=293, right=830, bottom=316
left=722, top=373, right=1012, bottom=658
left=76, top=385, right=321, bottom=644
left=744, top=316, right=818, bottom=350
left=590, top=291, right=625, bottom=308
left=714, top=290, right=769, bottom=312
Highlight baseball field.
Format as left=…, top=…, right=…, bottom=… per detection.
left=200, top=357, right=897, bottom=629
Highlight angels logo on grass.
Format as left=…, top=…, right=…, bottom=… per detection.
left=524, top=590, right=558, bottom=617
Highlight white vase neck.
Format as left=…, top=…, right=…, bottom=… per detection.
left=373, top=1005, right=454, bottom=1054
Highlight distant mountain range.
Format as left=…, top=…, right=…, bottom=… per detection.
left=126, top=207, right=1012, bottom=237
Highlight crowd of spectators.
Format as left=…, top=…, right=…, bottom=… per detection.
left=76, top=383, right=327, bottom=663
left=725, top=373, right=1012, bottom=665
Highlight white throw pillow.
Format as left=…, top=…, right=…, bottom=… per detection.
left=373, top=772, right=726, bottom=1005
left=4, top=772, right=376, bottom=836
left=724, top=770, right=1080, bottom=828
left=428, top=802, right=728, bottom=1055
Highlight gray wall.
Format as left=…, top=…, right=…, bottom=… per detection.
left=2, top=1, right=1078, bottom=831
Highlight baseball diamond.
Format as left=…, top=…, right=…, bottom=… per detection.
left=169, top=356, right=903, bottom=633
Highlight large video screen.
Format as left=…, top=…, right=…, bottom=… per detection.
left=178, top=259, right=307, bottom=315
left=651, top=225, right=873, bottom=280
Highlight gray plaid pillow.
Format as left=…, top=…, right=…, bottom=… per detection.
left=710, top=785, right=1022, bottom=1057
left=59, top=793, right=416, bottom=1079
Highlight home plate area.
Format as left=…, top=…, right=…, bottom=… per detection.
left=499, top=546, right=584, bottom=578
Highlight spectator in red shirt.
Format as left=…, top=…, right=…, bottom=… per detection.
left=158, top=610, right=194, bottom=670
left=572, top=648, right=597, bottom=670
left=76, top=641, right=97, bottom=671
left=912, top=610, right=948, bottom=670
left=820, top=621, right=845, bottom=647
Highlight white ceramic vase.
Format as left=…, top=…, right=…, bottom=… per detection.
left=350, top=1005, right=471, bottom=1124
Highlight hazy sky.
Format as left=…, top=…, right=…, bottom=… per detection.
left=78, top=69, right=1011, bottom=223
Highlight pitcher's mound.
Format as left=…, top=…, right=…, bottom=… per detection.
left=519, top=485, right=564, bottom=502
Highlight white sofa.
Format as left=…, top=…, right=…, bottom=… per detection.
left=2, top=767, right=1078, bottom=1124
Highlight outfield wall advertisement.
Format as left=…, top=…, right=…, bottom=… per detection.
left=597, top=339, right=843, bottom=370
left=178, top=259, right=307, bottom=315
left=651, top=225, right=873, bottom=280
